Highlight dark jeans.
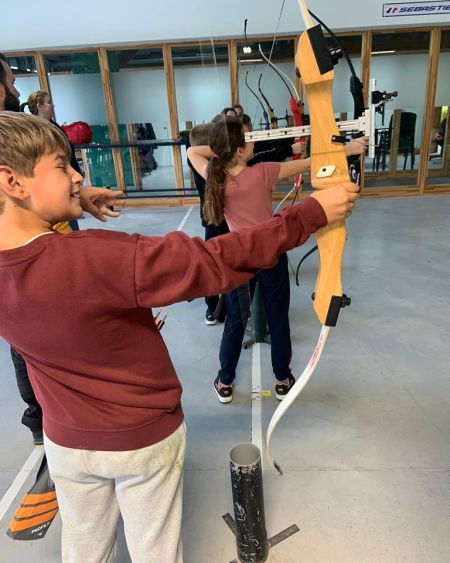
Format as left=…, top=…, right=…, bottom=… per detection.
left=218, top=253, right=292, bottom=385
left=204, top=221, right=230, bottom=313
left=10, top=347, right=42, bottom=433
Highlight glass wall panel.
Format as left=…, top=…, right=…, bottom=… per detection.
left=426, top=29, right=450, bottom=188
left=238, top=39, right=298, bottom=194
left=238, top=39, right=295, bottom=131
left=108, top=48, right=177, bottom=197
left=172, top=42, right=230, bottom=187
left=44, top=52, right=111, bottom=187
left=365, top=31, right=430, bottom=189
left=7, top=55, right=40, bottom=104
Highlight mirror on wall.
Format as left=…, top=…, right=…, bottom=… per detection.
left=426, top=29, right=450, bottom=189
left=237, top=38, right=299, bottom=194
left=44, top=52, right=112, bottom=187
left=172, top=42, right=230, bottom=187
left=108, top=48, right=176, bottom=197
left=365, top=31, right=430, bottom=189
left=172, top=43, right=230, bottom=127
left=44, top=52, right=107, bottom=127
left=237, top=38, right=296, bottom=132
left=6, top=55, right=40, bottom=103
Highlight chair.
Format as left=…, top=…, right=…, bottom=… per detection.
left=396, top=112, right=417, bottom=170
left=373, top=128, right=390, bottom=172
left=373, top=112, right=417, bottom=172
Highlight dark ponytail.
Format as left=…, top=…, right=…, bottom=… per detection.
left=19, top=102, right=29, bottom=112
left=204, top=116, right=245, bottom=226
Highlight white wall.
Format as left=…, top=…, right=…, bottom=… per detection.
left=14, top=76, right=40, bottom=106
left=370, top=53, right=430, bottom=146
left=174, top=65, right=230, bottom=126
left=2, top=0, right=450, bottom=51
left=50, top=74, right=108, bottom=125
left=111, top=69, right=174, bottom=166
left=435, top=52, right=450, bottom=106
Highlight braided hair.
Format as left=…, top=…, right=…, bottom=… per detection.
left=204, top=116, right=245, bottom=226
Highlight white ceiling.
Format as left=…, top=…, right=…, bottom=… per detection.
left=2, top=0, right=450, bottom=52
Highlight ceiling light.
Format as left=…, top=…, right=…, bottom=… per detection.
left=241, top=58, right=263, bottom=64
left=371, top=50, right=396, bottom=55
left=243, top=46, right=252, bottom=54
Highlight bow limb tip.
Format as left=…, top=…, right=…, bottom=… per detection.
left=274, top=460, right=284, bottom=476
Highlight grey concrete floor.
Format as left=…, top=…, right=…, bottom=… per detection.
left=0, top=195, right=449, bottom=562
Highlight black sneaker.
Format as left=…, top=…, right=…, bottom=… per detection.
left=32, top=430, right=44, bottom=445
left=205, top=311, right=217, bottom=325
left=275, top=375, right=296, bottom=401
left=214, top=376, right=233, bottom=404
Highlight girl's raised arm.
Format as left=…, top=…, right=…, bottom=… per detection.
left=277, top=157, right=311, bottom=180
left=187, top=145, right=213, bottom=180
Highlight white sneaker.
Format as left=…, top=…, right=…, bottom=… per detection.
left=205, top=311, right=217, bottom=325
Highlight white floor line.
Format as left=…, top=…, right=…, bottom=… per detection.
left=0, top=446, right=44, bottom=523
left=251, top=343, right=264, bottom=464
left=176, top=206, right=194, bottom=231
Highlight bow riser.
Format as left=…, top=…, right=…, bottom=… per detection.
left=302, top=83, right=351, bottom=184
left=314, top=222, right=346, bottom=326
left=296, top=29, right=350, bottom=327
left=297, top=33, right=350, bottom=186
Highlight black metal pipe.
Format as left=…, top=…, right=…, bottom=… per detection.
left=229, top=444, right=268, bottom=563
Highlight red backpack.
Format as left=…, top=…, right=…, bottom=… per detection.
left=61, top=121, right=93, bottom=144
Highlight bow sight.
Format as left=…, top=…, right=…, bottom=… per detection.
left=372, top=89, right=399, bottom=126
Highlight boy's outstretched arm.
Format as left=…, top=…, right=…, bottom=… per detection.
left=80, top=187, right=125, bottom=222
left=134, top=183, right=358, bottom=308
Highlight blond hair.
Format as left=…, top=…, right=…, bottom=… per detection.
left=19, top=90, right=49, bottom=116
left=0, top=112, right=71, bottom=213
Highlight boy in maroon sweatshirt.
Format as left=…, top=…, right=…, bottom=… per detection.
left=0, top=112, right=358, bottom=563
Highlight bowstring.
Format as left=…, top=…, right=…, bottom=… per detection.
left=258, top=0, right=287, bottom=101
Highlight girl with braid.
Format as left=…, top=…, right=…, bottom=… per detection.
left=187, top=116, right=366, bottom=403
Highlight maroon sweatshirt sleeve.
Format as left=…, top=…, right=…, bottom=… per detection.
left=135, top=197, right=326, bottom=308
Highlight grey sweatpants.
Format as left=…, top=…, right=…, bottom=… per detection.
left=44, top=423, right=186, bottom=563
